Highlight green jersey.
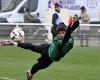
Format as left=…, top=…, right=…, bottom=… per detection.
left=48, top=36, right=74, bottom=61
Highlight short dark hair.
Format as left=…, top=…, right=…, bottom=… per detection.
left=80, top=6, right=86, bottom=10
left=56, top=22, right=67, bottom=33
left=58, top=22, right=67, bottom=28
left=55, top=3, right=60, bottom=8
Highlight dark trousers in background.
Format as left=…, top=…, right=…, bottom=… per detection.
left=78, top=30, right=89, bottom=47
left=51, top=26, right=57, bottom=39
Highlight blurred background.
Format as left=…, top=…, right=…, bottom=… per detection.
left=0, top=0, right=100, bottom=47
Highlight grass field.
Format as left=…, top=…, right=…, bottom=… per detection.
left=0, top=46, right=100, bottom=80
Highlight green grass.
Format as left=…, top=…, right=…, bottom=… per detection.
left=0, top=46, right=100, bottom=80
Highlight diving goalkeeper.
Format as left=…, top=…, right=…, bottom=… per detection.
left=0, top=15, right=79, bottom=80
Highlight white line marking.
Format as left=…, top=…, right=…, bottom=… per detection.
left=0, top=77, right=16, bottom=80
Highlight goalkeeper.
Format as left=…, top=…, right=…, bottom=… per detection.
left=0, top=15, right=79, bottom=80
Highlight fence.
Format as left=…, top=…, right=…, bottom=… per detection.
left=0, top=23, right=50, bottom=45
left=0, top=23, right=100, bottom=47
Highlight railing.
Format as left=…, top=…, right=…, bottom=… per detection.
left=0, top=23, right=100, bottom=47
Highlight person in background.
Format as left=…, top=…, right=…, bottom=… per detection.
left=79, top=6, right=90, bottom=47
left=32, top=12, right=42, bottom=23
left=24, top=8, right=34, bottom=23
left=80, top=6, right=90, bottom=24
left=51, top=3, right=62, bottom=39
left=24, top=8, right=40, bottom=23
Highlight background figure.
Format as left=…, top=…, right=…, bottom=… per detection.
left=24, top=8, right=40, bottom=23
left=79, top=6, right=90, bottom=47
left=51, top=3, right=61, bottom=39
left=24, top=8, right=34, bottom=23
left=32, top=12, right=42, bottom=23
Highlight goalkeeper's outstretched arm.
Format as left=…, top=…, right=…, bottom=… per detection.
left=0, top=40, right=40, bottom=52
left=62, top=19, right=79, bottom=46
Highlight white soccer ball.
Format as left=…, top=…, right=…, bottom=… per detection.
left=10, top=27, right=25, bottom=42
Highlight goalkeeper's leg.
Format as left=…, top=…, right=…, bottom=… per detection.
left=26, top=54, right=53, bottom=80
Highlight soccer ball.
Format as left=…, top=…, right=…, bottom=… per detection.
left=10, top=27, right=25, bottom=42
